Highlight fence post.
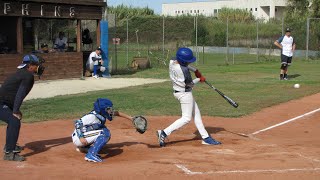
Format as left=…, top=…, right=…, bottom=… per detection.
left=163, top=15, right=165, bottom=60
left=256, top=20, right=259, bottom=62
left=126, top=17, right=129, bottom=67
left=282, top=17, right=284, bottom=36
left=226, top=17, right=229, bottom=64
left=195, top=14, right=198, bottom=64
left=114, top=14, right=118, bottom=72
left=306, top=18, right=310, bottom=60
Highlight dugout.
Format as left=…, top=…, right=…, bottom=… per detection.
left=0, top=0, right=106, bottom=83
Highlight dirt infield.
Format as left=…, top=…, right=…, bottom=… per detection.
left=0, top=93, right=319, bottom=180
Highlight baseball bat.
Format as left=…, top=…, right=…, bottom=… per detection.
left=205, top=81, right=239, bottom=108
left=187, top=65, right=238, bottom=108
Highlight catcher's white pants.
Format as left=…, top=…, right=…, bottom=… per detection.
left=72, top=129, right=104, bottom=147
left=163, top=92, right=209, bottom=139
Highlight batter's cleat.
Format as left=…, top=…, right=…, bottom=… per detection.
left=3, top=152, right=25, bottom=161
left=156, top=130, right=167, bottom=147
left=202, top=137, right=222, bottom=145
left=3, top=144, right=24, bottom=153
left=85, top=153, right=103, bottom=162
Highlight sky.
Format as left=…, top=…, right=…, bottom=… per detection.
left=106, top=0, right=212, bottom=14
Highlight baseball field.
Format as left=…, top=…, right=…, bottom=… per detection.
left=1, top=59, right=320, bottom=179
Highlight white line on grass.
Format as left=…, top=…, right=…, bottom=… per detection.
left=175, top=164, right=320, bottom=175
left=251, top=108, right=320, bottom=135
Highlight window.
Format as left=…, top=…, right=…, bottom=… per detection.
left=197, top=10, right=199, bottom=13
left=182, top=10, right=184, bottom=13
left=255, top=8, right=257, bottom=11
left=250, top=8, right=252, bottom=11
left=194, top=10, right=196, bottom=13
left=178, top=11, right=180, bottom=13
left=275, top=8, right=278, bottom=12
left=0, top=17, right=17, bottom=54
left=190, top=10, right=192, bottom=13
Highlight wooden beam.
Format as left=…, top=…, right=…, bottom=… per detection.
left=76, top=19, right=81, bottom=52
left=96, top=20, right=101, bottom=47
left=16, top=17, right=23, bottom=54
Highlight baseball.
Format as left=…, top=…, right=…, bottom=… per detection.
left=294, top=84, right=300, bottom=88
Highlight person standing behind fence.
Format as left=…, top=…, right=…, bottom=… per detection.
left=274, top=28, right=296, bottom=80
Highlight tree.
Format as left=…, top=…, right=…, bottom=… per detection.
left=217, top=8, right=254, bottom=23
left=310, top=0, right=320, bottom=18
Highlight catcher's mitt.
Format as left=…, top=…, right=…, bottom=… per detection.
left=132, top=115, right=148, bottom=134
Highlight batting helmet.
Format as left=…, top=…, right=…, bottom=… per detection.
left=176, top=47, right=196, bottom=65
left=93, top=98, right=114, bottom=120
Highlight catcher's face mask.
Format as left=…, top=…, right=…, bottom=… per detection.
left=104, top=107, right=114, bottom=120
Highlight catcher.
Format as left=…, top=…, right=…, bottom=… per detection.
left=71, top=98, right=147, bottom=162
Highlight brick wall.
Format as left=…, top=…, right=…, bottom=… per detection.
left=0, top=52, right=83, bottom=83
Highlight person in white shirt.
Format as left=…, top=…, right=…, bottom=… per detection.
left=274, top=28, right=296, bottom=80
left=54, top=32, right=67, bottom=52
left=86, top=47, right=105, bottom=79
left=156, top=47, right=222, bottom=147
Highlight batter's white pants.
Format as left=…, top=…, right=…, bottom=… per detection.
left=163, top=92, right=209, bottom=139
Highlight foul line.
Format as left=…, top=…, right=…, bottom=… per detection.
left=251, top=108, right=320, bottom=135
left=175, top=164, right=320, bottom=175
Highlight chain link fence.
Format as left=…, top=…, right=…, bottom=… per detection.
left=106, top=14, right=319, bottom=74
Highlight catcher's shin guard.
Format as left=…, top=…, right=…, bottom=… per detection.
left=88, top=128, right=110, bottom=155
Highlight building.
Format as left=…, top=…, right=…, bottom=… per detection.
left=0, top=0, right=105, bottom=83
left=162, top=0, right=288, bottom=20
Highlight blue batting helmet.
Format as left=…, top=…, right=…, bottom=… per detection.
left=93, top=98, right=114, bottom=120
left=176, top=47, right=196, bottom=64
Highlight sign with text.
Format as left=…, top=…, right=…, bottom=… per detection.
left=0, top=2, right=102, bottom=19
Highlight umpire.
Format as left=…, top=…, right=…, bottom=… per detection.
left=0, top=54, right=45, bottom=161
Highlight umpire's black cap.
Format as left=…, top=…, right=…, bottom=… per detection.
left=285, top=28, right=291, bottom=32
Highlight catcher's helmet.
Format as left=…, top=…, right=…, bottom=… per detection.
left=176, top=47, right=196, bottom=65
left=93, top=98, right=114, bottom=120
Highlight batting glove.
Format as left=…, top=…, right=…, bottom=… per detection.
left=195, top=70, right=202, bottom=78
left=200, top=76, right=206, bottom=82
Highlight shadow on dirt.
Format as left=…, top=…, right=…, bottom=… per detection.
left=101, top=142, right=140, bottom=159
left=23, top=137, right=71, bottom=157
left=164, top=126, right=225, bottom=146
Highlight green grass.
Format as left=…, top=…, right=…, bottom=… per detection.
left=17, top=57, right=320, bottom=123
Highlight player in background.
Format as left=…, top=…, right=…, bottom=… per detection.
left=0, top=54, right=45, bottom=161
left=156, top=47, right=221, bottom=147
left=71, top=98, right=133, bottom=162
left=86, top=47, right=104, bottom=79
left=274, top=28, right=296, bottom=80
